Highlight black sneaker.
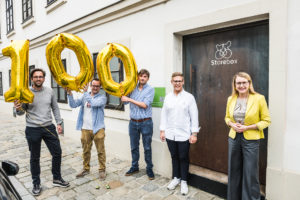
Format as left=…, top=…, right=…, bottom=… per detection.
left=147, top=169, right=155, bottom=180
left=125, top=167, right=139, bottom=176
left=32, top=184, right=42, bottom=196
left=53, top=178, right=70, bottom=187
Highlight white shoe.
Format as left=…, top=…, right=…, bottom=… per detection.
left=167, top=177, right=181, bottom=190
left=181, top=180, right=188, bottom=195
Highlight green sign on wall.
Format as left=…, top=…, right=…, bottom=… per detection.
left=152, top=87, right=165, bottom=108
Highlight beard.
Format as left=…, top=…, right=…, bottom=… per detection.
left=33, top=81, right=43, bottom=88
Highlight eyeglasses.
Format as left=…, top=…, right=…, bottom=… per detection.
left=172, top=80, right=183, bottom=83
left=91, top=85, right=100, bottom=88
left=235, top=81, right=249, bottom=86
left=32, top=76, right=44, bottom=79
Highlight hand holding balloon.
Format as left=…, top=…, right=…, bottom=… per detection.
left=13, top=100, right=23, bottom=111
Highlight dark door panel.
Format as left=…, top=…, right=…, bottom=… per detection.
left=183, top=20, right=269, bottom=184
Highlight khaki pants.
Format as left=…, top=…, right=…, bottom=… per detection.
left=81, top=129, right=106, bottom=172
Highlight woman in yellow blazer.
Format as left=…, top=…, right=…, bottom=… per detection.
left=225, top=72, right=271, bottom=200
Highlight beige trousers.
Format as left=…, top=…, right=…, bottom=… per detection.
left=81, top=129, right=106, bottom=172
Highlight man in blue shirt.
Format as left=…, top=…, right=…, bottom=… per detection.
left=121, top=69, right=155, bottom=180
left=67, top=78, right=107, bottom=180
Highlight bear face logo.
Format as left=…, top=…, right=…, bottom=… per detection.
left=215, top=41, right=232, bottom=60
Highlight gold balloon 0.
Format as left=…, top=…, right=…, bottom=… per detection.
left=46, top=33, right=94, bottom=91
left=4, top=40, right=34, bottom=103
left=96, top=43, right=138, bottom=97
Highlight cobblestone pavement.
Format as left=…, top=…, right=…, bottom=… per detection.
left=0, top=111, right=224, bottom=200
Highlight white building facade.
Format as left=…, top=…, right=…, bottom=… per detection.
left=0, top=0, right=299, bottom=199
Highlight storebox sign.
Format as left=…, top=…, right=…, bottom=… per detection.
left=210, top=41, right=238, bottom=66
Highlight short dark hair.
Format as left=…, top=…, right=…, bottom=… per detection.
left=138, top=69, right=150, bottom=78
left=30, top=68, right=46, bottom=79
left=91, top=78, right=100, bottom=85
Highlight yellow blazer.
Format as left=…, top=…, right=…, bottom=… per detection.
left=225, top=93, right=271, bottom=140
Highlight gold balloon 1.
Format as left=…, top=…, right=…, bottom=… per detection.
left=97, top=43, right=138, bottom=97
left=46, top=33, right=94, bottom=91
left=4, top=40, right=34, bottom=103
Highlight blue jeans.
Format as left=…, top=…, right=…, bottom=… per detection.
left=129, top=119, right=153, bottom=170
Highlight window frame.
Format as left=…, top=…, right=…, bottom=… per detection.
left=6, top=0, right=14, bottom=34
left=22, top=0, right=33, bottom=23
left=29, top=65, right=35, bottom=87
left=46, top=0, right=57, bottom=6
left=92, top=53, right=124, bottom=111
left=51, top=59, right=68, bottom=103
left=0, top=72, right=3, bottom=96
left=9, top=70, right=11, bottom=87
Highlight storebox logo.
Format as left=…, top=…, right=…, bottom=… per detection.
left=211, top=41, right=238, bottom=66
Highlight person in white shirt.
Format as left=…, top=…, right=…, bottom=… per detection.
left=160, top=72, right=200, bottom=195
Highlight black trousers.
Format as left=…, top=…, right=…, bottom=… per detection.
left=166, top=139, right=190, bottom=181
left=25, top=124, right=62, bottom=185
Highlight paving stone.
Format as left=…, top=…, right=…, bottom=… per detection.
left=163, top=195, right=181, bottom=200
left=75, top=192, right=95, bottom=200
left=73, top=177, right=90, bottom=185
left=95, top=193, right=113, bottom=200
left=45, top=196, right=61, bottom=200
left=123, top=188, right=148, bottom=199
left=132, top=168, right=146, bottom=178
left=142, top=182, right=159, bottom=192
left=0, top=111, right=223, bottom=200
left=21, top=195, right=36, bottom=200
left=156, top=187, right=175, bottom=198
left=124, top=179, right=142, bottom=189
left=108, top=185, right=131, bottom=197
left=192, top=190, right=216, bottom=200
left=16, top=171, right=31, bottom=178
left=136, top=175, right=151, bottom=185
left=141, top=192, right=164, bottom=200
left=24, top=181, right=32, bottom=189
left=154, top=176, right=170, bottom=187
left=36, top=187, right=60, bottom=199
left=58, top=190, right=77, bottom=200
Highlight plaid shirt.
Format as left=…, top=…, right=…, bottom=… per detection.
left=127, top=83, right=154, bottom=119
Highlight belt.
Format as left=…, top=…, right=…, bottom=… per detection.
left=131, top=118, right=151, bottom=122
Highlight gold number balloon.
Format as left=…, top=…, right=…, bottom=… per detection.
left=4, top=40, right=34, bottom=103
left=46, top=33, right=94, bottom=91
left=96, top=43, right=138, bottom=97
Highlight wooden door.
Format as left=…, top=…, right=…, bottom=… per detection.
left=183, top=20, right=269, bottom=184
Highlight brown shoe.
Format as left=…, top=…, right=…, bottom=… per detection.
left=76, top=170, right=89, bottom=178
left=99, top=171, right=106, bottom=180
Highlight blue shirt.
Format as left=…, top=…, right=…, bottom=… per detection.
left=127, top=83, right=155, bottom=119
left=68, top=92, right=107, bottom=134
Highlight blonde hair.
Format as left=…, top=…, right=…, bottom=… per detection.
left=171, top=72, right=184, bottom=80
left=231, top=72, right=256, bottom=96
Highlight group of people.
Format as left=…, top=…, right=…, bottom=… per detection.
left=13, top=68, right=270, bottom=200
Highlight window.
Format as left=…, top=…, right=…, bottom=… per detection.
left=6, top=0, right=14, bottom=34
left=51, top=59, right=67, bottom=103
left=29, top=65, right=35, bottom=86
left=9, top=70, right=11, bottom=87
left=93, top=53, right=124, bottom=110
left=22, top=0, right=33, bottom=23
left=0, top=72, right=3, bottom=96
left=92, top=53, right=99, bottom=79
left=47, top=0, right=57, bottom=6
